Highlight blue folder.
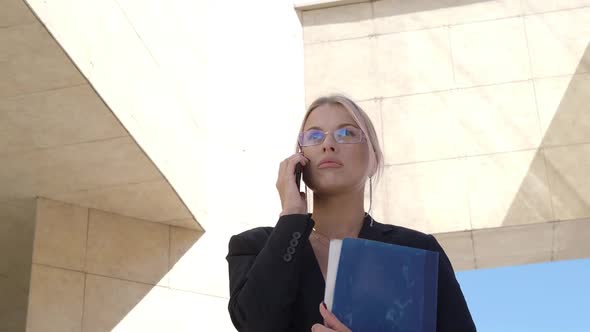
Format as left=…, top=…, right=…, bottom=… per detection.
left=324, top=238, right=439, bottom=332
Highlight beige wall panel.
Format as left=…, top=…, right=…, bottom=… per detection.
left=467, top=150, right=553, bottom=229
left=305, top=38, right=376, bottom=103
left=525, top=8, right=590, bottom=77
left=522, top=0, right=590, bottom=15
left=382, top=159, right=471, bottom=234
left=82, top=276, right=234, bottom=332
left=553, top=218, right=590, bottom=260
left=302, top=2, right=373, bottom=43
left=535, top=74, right=590, bottom=147
left=372, top=0, right=450, bottom=34
left=23, top=0, right=97, bottom=76
left=0, top=23, right=84, bottom=98
left=26, top=265, right=84, bottom=332
left=364, top=169, right=390, bottom=223
left=381, top=91, right=465, bottom=165
left=1, top=0, right=37, bottom=27
left=106, top=0, right=208, bottom=83
left=545, top=144, right=590, bottom=220
left=0, top=137, right=161, bottom=202
left=0, top=85, right=127, bottom=156
left=375, top=27, right=454, bottom=97
left=86, top=210, right=169, bottom=286
left=51, top=180, right=195, bottom=227
left=445, top=0, right=522, bottom=25
left=373, top=0, right=522, bottom=35
left=357, top=98, right=384, bottom=148
left=473, top=223, right=553, bottom=268
left=295, top=0, right=372, bottom=10
left=433, top=231, right=476, bottom=271
left=82, top=274, right=169, bottom=332
left=451, top=17, right=530, bottom=87
left=33, top=198, right=88, bottom=271
left=452, top=81, right=541, bottom=155
left=357, top=99, right=388, bottom=219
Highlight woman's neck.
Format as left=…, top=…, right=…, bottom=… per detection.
left=311, top=190, right=365, bottom=239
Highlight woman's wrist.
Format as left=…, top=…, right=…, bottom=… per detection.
left=280, top=208, right=307, bottom=216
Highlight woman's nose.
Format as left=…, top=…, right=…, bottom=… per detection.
left=321, top=133, right=337, bottom=152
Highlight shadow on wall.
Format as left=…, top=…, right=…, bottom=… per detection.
left=501, top=43, right=590, bottom=229
left=300, top=0, right=493, bottom=26
left=80, top=214, right=204, bottom=332
left=0, top=199, right=36, bottom=332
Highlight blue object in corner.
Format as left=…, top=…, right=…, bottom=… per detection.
left=330, top=238, right=439, bottom=332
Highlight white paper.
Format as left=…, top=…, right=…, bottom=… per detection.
left=323, top=239, right=343, bottom=311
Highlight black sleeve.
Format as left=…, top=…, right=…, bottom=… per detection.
left=427, top=235, right=477, bottom=332
left=226, top=214, right=315, bottom=332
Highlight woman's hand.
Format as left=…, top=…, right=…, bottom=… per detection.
left=277, top=153, right=309, bottom=216
left=311, top=303, right=352, bottom=332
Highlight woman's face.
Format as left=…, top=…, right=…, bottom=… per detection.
left=301, top=103, right=370, bottom=195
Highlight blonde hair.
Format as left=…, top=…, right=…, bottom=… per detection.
left=297, top=94, right=384, bottom=184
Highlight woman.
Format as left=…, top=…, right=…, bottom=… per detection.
left=226, top=94, right=476, bottom=332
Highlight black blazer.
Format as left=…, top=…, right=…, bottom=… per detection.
left=226, top=214, right=476, bottom=332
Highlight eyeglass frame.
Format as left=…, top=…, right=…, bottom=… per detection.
left=297, top=126, right=366, bottom=147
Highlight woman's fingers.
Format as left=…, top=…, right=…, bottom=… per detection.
left=313, top=302, right=352, bottom=332
left=277, top=153, right=308, bottom=187
left=287, top=153, right=308, bottom=178
left=319, top=302, right=352, bottom=332
left=311, top=324, right=335, bottom=332
left=277, top=153, right=310, bottom=215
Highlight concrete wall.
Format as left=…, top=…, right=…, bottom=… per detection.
left=18, top=0, right=306, bottom=330
left=302, top=0, right=590, bottom=269
left=22, top=0, right=307, bottom=302
left=23, top=0, right=306, bottom=230
left=0, top=200, right=36, bottom=332
left=1, top=0, right=199, bottom=231
left=26, top=198, right=235, bottom=332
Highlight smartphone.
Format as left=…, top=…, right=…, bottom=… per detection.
left=295, top=163, right=303, bottom=191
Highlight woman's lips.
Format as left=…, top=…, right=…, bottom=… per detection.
left=318, top=162, right=343, bottom=169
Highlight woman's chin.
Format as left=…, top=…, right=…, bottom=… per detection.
left=309, top=181, right=351, bottom=196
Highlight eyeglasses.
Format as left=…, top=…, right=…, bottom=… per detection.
left=298, top=126, right=365, bottom=147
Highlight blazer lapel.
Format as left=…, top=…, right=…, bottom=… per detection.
left=299, top=235, right=325, bottom=325
left=358, top=214, right=394, bottom=242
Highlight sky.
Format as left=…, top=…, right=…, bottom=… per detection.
left=456, top=258, right=590, bottom=332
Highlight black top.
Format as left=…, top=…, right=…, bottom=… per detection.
left=226, top=214, right=476, bottom=332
